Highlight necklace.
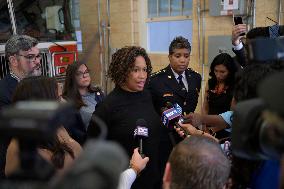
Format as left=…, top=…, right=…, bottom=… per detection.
left=214, top=83, right=227, bottom=95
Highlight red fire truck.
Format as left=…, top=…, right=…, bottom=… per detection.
left=0, top=0, right=79, bottom=81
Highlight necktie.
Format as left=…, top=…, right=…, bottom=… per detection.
left=177, top=75, right=186, bottom=91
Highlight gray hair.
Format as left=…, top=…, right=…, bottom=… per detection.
left=169, top=136, right=230, bottom=189
left=5, top=35, right=38, bottom=59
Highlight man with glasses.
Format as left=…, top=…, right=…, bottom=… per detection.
left=0, top=34, right=41, bottom=178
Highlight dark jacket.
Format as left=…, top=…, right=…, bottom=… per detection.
left=0, top=74, right=18, bottom=109
left=147, top=65, right=201, bottom=181
left=148, top=65, right=202, bottom=115
left=232, top=46, right=247, bottom=67
left=0, top=74, right=18, bottom=179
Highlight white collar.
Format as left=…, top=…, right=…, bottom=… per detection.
left=170, top=67, right=186, bottom=80
left=10, top=72, right=21, bottom=82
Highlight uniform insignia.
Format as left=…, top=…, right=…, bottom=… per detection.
left=168, top=75, right=172, bottom=79
left=151, top=69, right=165, bottom=77
left=188, top=68, right=200, bottom=74
left=163, top=93, right=173, bottom=97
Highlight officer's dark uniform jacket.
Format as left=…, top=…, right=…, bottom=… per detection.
left=147, top=65, right=201, bottom=185
left=148, top=65, right=201, bottom=116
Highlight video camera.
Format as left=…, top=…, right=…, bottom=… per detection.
left=247, top=36, right=284, bottom=62
left=232, top=36, right=284, bottom=160
left=0, top=101, right=76, bottom=187
left=0, top=101, right=74, bottom=140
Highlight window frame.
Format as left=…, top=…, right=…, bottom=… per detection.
left=146, top=0, right=192, bottom=22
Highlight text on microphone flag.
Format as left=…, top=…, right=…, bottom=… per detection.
left=174, top=103, right=182, bottom=114
left=137, top=126, right=148, bottom=137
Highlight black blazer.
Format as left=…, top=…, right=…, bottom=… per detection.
left=0, top=74, right=18, bottom=110
left=0, top=74, right=17, bottom=179
left=148, top=65, right=202, bottom=115
left=233, top=46, right=246, bottom=67
left=147, top=65, right=201, bottom=182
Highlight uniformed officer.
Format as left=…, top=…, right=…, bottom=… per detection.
left=148, top=36, right=201, bottom=116
left=147, top=36, right=201, bottom=186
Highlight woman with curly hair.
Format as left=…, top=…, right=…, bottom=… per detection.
left=62, top=62, right=104, bottom=129
left=88, top=46, right=161, bottom=189
left=203, top=53, right=237, bottom=139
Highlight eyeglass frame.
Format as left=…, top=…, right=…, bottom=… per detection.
left=17, top=54, right=42, bottom=62
left=76, top=69, right=90, bottom=78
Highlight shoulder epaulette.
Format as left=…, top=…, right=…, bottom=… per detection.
left=187, top=68, right=200, bottom=75
left=151, top=68, right=166, bottom=77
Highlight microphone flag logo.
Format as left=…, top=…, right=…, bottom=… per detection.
left=134, top=126, right=148, bottom=137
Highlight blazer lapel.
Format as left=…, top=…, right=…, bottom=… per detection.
left=185, top=68, right=199, bottom=97
left=164, top=66, right=187, bottom=98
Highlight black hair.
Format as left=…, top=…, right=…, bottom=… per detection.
left=63, top=61, right=101, bottom=109
left=169, top=36, right=191, bottom=55
left=13, top=76, right=75, bottom=169
left=209, top=53, right=237, bottom=88
left=108, top=46, right=152, bottom=86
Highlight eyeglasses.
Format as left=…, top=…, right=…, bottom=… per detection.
left=18, top=54, right=42, bottom=62
left=76, top=70, right=90, bottom=78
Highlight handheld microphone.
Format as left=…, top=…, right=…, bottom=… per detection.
left=134, top=119, right=148, bottom=158
left=161, top=102, right=189, bottom=137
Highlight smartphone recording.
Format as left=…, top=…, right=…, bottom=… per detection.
left=234, top=16, right=245, bottom=36
left=234, top=16, right=243, bottom=25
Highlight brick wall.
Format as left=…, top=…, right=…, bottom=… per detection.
left=80, top=0, right=282, bottom=111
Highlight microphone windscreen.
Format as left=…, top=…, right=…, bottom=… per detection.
left=160, top=107, right=168, bottom=114
left=136, top=119, right=147, bottom=127
left=165, top=102, right=174, bottom=109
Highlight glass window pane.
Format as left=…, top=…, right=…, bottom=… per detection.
left=159, top=0, right=169, bottom=17
left=148, top=0, right=157, bottom=18
left=171, top=0, right=181, bottom=16
left=147, top=20, right=192, bottom=52
left=0, top=0, right=13, bottom=43
left=183, top=0, right=192, bottom=16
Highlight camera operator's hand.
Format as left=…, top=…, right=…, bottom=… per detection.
left=129, top=148, right=149, bottom=176
left=232, top=24, right=247, bottom=46
left=183, top=113, right=203, bottom=128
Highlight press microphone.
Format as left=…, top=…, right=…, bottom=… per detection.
left=161, top=102, right=189, bottom=137
left=134, top=119, right=148, bottom=158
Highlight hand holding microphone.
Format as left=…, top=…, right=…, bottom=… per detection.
left=183, top=112, right=203, bottom=129
left=175, top=123, right=199, bottom=137
left=129, top=148, right=149, bottom=175
left=175, top=123, right=219, bottom=142
left=161, top=102, right=190, bottom=137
